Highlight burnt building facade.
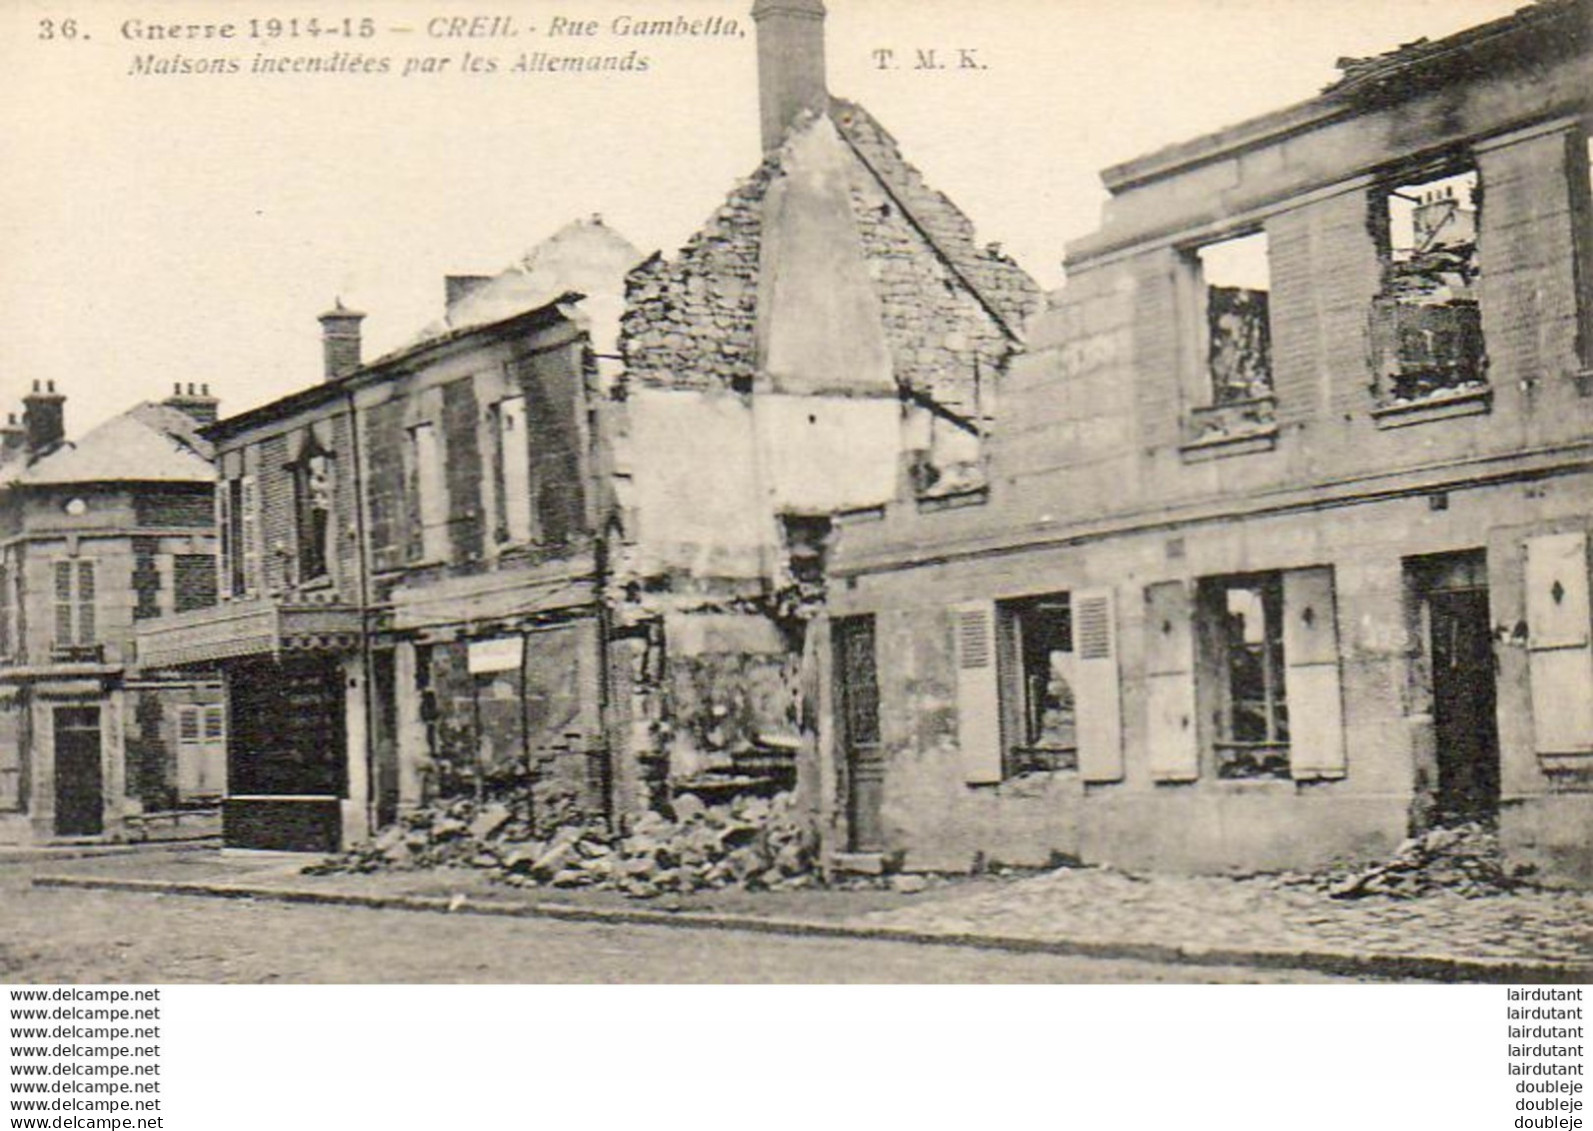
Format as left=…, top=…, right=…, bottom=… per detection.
left=139, top=220, right=640, bottom=851
left=608, top=0, right=1038, bottom=821
left=0, top=384, right=223, bottom=843
left=820, top=2, right=1593, bottom=884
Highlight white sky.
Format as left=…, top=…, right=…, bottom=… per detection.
left=1, top=0, right=1526, bottom=437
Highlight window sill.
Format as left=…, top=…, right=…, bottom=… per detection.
left=1370, top=384, right=1491, bottom=429
left=1179, top=424, right=1278, bottom=463
left=1574, top=368, right=1593, bottom=397
left=916, top=485, right=988, bottom=513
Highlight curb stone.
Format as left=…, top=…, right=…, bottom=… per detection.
left=32, top=873, right=1593, bottom=984
left=0, top=841, right=218, bottom=866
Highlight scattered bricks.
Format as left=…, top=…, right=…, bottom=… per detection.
left=468, top=803, right=513, bottom=841
left=890, top=874, right=929, bottom=895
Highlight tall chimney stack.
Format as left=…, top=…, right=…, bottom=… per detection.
left=164, top=381, right=221, bottom=426
left=752, top=0, right=828, bottom=152
left=22, top=380, right=65, bottom=458
left=318, top=299, right=365, bottom=381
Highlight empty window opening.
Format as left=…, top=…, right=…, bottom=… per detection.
left=1200, top=573, right=1289, bottom=779
left=290, top=437, right=334, bottom=583
left=999, top=595, right=1077, bottom=775
left=1373, top=166, right=1485, bottom=404
left=1195, top=232, right=1272, bottom=406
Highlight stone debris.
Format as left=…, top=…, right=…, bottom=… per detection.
left=1291, top=821, right=1538, bottom=901
left=308, top=790, right=836, bottom=899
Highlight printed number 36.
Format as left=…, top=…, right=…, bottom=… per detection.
left=39, top=18, right=80, bottom=39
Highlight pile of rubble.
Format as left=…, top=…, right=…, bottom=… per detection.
left=1311, top=821, right=1537, bottom=900
left=307, top=790, right=821, bottom=899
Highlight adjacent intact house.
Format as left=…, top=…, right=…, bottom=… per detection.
left=137, top=218, right=642, bottom=852
left=0, top=382, right=223, bottom=843
left=608, top=0, right=1038, bottom=824
left=820, top=0, right=1593, bottom=884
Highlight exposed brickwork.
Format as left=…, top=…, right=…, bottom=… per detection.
left=133, top=488, right=212, bottom=529
left=832, top=100, right=1040, bottom=339
left=514, top=345, right=588, bottom=547
left=131, top=536, right=161, bottom=620
left=256, top=434, right=293, bottom=594
left=173, top=554, right=216, bottom=613
left=363, top=399, right=408, bottom=574
left=440, top=377, right=485, bottom=564
left=621, top=162, right=772, bottom=391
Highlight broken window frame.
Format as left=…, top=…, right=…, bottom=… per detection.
left=996, top=593, right=1078, bottom=776
left=1197, top=572, right=1290, bottom=780
left=287, top=434, right=335, bottom=586
left=1367, top=160, right=1488, bottom=410
left=492, top=393, right=534, bottom=546
left=1180, top=229, right=1277, bottom=447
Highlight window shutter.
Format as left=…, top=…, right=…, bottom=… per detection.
left=953, top=600, right=1002, bottom=784
left=202, top=705, right=227, bottom=797
left=240, top=474, right=260, bottom=597
left=1144, top=582, right=1197, bottom=781
left=1283, top=566, right=1346, bottom=779
left=1526, top=532, right=1593, bottom=756
left=177, top=705, right=202, bottom=799
left=1073, top=589, right=1123, bottom=782
left=53, top=561, right=73, bottom=646
left=216, top=479, right=233, bottom=600
left=75, top=561, right=95, bottom=645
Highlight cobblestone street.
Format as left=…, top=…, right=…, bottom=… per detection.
left=850, top=866, right=1593, bottom=968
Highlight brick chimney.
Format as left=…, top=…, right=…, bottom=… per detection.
left=318, top=299, right=365, bottom=381
left=164, top=382, right=221, bottom=426
left=752, top=0, right=828, bottom=152
left=22, top=380, right=64, bottom=458
left=0, top=412, right=24, bottom=463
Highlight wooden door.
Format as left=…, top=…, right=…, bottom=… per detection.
left=834, top=616, right=884, bottom=853
left=54, top=706, right=102, bottom=837
left=1430, top=588, right=1499, bottom=819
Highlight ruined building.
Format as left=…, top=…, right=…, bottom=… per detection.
left=138, top=219, right=642, bottom=851
left=609, top=0, right=1038, bottom=818
left=135, top=0, right=1037, bottom=852
left=0, top=383, right=223, bottom=843
left=820, top=0, right=1593, bottom=884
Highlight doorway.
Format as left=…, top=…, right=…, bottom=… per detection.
left=833, top=616, right=884, bottom=853
left=1410, top=551, right=1499, bottom=821
left=54, top=706, right=103, bottom=837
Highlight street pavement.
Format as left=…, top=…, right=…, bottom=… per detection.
left=852, top=865, right=1593, bottom=968
left=0, top=853, right=1352, bottom=983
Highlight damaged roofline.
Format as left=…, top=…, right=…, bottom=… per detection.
left=205, top=291, right=586, bottom=443
left=1097, top=0, right=1581, bottom=198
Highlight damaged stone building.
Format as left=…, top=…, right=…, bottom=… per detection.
left=820, top=1, right=1593, bottom=884
left=0, top=383, right=223, bottom=843
left=138, top=219, right=642, bottom=851
left=607, top=0, right=1038, bottom=821
left=137, top=0, right=1037, bottom=853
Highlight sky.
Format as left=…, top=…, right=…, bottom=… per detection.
left=1, top=0, right=1528, bottom=438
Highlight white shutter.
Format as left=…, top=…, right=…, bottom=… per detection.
left=200, top=705, right=227, bottom=797
left=1526, top=532, right=1593, bottom=756
left=1073, top=589, right=1124, bottom=782
left=953, top=600, right=1002, bottom=784
left=240, top=474, right=260, bottom=597
left=1144, top=582, right=1198, bottom=781
left=1283, top=566, right=1347, bottom=779
left=216, top=479, right=233, bottom=601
